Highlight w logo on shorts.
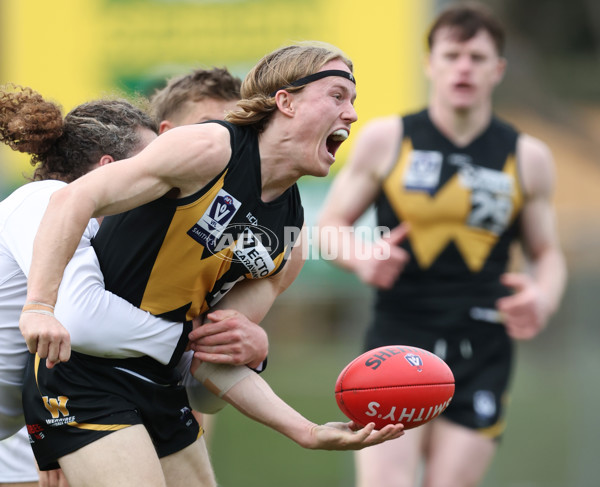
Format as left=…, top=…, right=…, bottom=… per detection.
left=42, top=396, right=70, bottom=419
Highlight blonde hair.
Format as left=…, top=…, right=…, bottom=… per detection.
left=226, top=41, right=353, bottom=132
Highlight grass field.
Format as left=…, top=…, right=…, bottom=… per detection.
left=208, top=272, right=598, bottom=487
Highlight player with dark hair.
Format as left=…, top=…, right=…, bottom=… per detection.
left=19, top=42, right=403, bottom=487
left=318, top=3, right=566, bottom=486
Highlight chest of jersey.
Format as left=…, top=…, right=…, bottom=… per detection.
left=93, top=124, right=303, bottom=322
left=378, top=112, right=523, bottom=275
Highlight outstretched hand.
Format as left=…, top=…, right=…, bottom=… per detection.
left=355, top=223, right=410, bottom=289
left=19, top=311, right=70, bottom=368
left=497, top=272, right=550, bottom=340
left=305, top=421, right=404, bottom=450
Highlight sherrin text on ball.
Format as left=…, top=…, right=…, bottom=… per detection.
left=335, top=345, right=455, bottom=430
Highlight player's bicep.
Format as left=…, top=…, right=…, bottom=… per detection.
left=517, top=134, right=560, bottom=259
left=74, top=124, right=231, bottom=217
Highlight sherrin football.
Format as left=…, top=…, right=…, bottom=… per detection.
left=335, top=345, right=455, bottom=430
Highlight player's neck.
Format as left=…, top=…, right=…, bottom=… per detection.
left=258, top=131, right=301, bottom=203
left=428, top=101, right=492, bottom=148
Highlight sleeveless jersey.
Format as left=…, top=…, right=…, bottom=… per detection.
left=375, top=109, right=524, bottom=324
left=92, top=121, right=304, bottom=325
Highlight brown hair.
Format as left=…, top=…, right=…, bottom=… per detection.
left=226, top=41, right=353, bottom=132
left=427, top=2, right=506, bottom=55
left=150, top=67, right=242, bottom=124
left=0, top=84, right=157, bottom=183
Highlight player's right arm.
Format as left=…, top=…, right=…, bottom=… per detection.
left=219, top=367, right=404, bottom=450
left=20, top=123, right=232, bottom=365
left=496, top=134, right=567, bottom=339
left=318, top=116, right=410, bottom=289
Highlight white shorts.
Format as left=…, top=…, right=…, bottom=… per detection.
left=0, top=426, right=39, bottom=482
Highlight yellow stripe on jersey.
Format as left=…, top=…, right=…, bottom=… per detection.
left=141, top=171, right=234, bottom=320
left=383, top=139, right=523, bottom=272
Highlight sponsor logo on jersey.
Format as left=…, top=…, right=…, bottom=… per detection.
left=233, top=228, right=276, bottom=278
left=187, top=189, right=242, bottom=251
left=453, top=158, right=514, bottom=195
left=202, top=223, right=280, bottom=265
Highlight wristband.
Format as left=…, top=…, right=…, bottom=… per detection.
left=22, top=301, right=55, bottom=316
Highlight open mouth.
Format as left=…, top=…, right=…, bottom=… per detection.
left=454, top=81, right=473, bottom=91
left=326, top=129, right=349, bottom=158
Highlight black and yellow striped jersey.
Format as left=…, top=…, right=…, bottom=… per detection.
left=93, top=121, right=304, bottom=324
left=375, top=109, right=524, bottom=317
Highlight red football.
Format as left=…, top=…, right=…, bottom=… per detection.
left=335, top=345, right=455, bottom=430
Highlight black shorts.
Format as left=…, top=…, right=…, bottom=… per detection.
left=22, top=352, right=200, bottom=470
left=365, top=310, right=514, bottom=439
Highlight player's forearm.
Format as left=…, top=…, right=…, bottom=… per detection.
left=533, top=247, right=567, bottom=315
left=26, top=188, right=96, bottom=305
left=221, top=372, right=317, bottom=448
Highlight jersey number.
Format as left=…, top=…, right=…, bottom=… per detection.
left=467, top=190, right=512, bottom=235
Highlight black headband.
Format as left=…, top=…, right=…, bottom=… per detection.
left=270, top=69, right=356, bottom=97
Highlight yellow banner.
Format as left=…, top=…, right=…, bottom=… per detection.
left=1, top=0, right=431, bottom=194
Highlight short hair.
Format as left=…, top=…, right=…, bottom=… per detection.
left=427, top=2, right=506, bottom=55
left=150, top=67, right=242, bottom=123
left=0, top=84, right=157, bottom=182
left=226, top=41, right=353, bottom=132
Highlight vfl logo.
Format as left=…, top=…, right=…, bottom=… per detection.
left=187, top=189, right=242, bottom=251
left=42, top=396, right=70, bottom=419
left=210, top=195, right=236, bottom=222
left=404, top=353, right=423, bottom=367
left=403, top=150, right=443, bottom=193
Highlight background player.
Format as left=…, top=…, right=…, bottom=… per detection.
left=318, top=4, right=566, bottom=486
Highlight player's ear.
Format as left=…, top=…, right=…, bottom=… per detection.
left=159, top=120, right=175, bottom=134
left=274, top=90, right=295, bottom=118
left=494, top=57, right=507, bottom=85
left=424, top=55, right=433, bottom=80
left=97, top=155, right=115, bottom=167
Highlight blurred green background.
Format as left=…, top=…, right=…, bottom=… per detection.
left=1, top=0, right=599, bottom=485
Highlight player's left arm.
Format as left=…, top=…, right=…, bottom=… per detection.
left=497, top=134, right=567, bottom=340
left=188, top=233, right=306, bottom=368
